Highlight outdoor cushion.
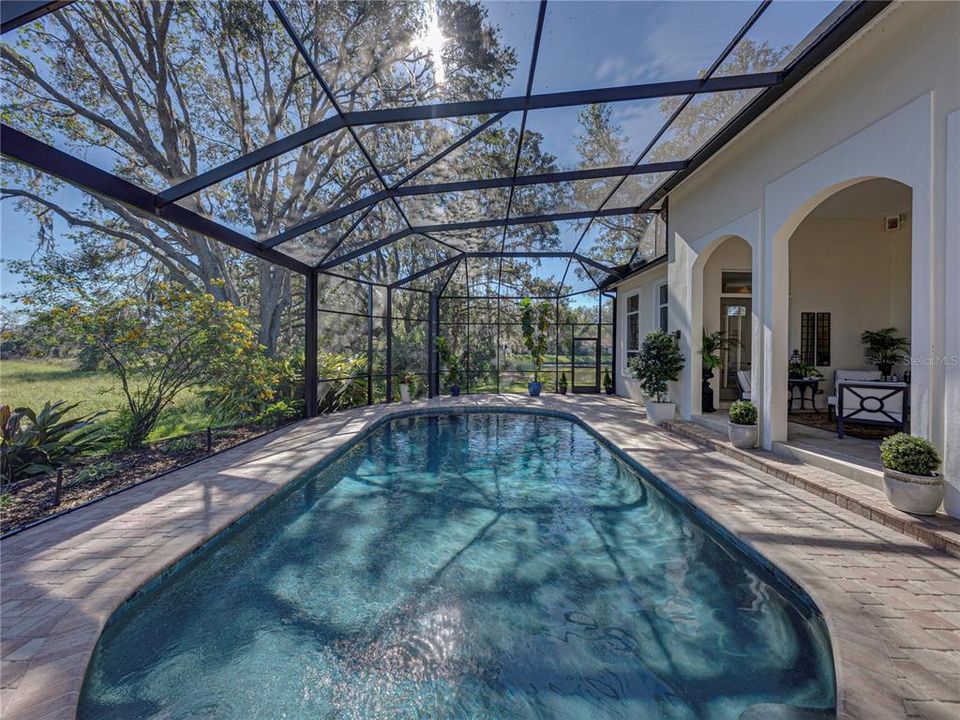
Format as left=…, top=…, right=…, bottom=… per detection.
left=827, top=369, right=882, bottom=407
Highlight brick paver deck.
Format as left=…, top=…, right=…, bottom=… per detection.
left=2, top=396, right=959, bottom=719
left=663, top=419, right=960, bottom=560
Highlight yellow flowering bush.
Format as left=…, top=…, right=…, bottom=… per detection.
left=57, top=283, right=268, bottom=448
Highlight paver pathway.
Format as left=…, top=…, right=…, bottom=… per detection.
left=2, top=395, right=959, bottom=719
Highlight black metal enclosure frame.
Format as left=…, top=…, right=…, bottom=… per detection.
left=0, top=0, right=890, bottom=414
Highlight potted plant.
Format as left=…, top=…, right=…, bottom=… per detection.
left=790, top=361, right=822, bottom=379
left=435, top=336, right=462, bottom=397
left=700, top=330, right=737, bottom=413
left=398, top=371, right=415, bottom=403
left=728, top=400, right=758, bottom=449
left=861, top=327, right=910, bottom=377
left=788, top=350, right=822, bottom=380
left=630, top=329, right=685, bottom=425
left=558, top=371, right=568, bottom=395
left=879, top=433, right=943, bottom=515
left=603, top=369, right=614, bottom=395
left=519, top=297, right=552, bottom=397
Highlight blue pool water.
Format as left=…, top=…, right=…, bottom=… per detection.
left=79, top=413, right=835, bottom=719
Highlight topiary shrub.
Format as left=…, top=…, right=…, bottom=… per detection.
left=880, top=433, right=941, bottom=476
left=630, top=330, right=685, bottom=402
left=729, top=400, right=757, bottom=426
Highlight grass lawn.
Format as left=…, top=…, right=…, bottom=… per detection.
left=0, top=359, right=211, bottom=442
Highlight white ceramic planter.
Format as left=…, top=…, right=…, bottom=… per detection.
left=882, top=468, right=943, bottom=515
left=728, top=422, right=758, bottom=449
left=645, top=401, right=675, bottom=426
left=399, top=384, right=411, bottom=403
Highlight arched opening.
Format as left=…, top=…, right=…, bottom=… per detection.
left=693, top=235, right=754, bottom=417
left=775, top=178, right=913, bottom=476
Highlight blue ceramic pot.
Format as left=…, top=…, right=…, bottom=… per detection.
left=528, top=381, right=542, bottom=397
left=450, top=384, right=461, bottom=397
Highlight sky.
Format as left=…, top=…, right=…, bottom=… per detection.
left=0, top=0, right=840, bottom=306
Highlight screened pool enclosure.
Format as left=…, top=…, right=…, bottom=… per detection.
left=1, top=0, right=887, bottom=415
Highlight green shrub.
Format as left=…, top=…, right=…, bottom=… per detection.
left=630, top=330, right=685, bottom=402
left=254, top=401, right=301, bottom=429
left=880, top=433, right=941, bottom=476
left=519, top=297, right=552, bottom=382
left=165, top=436, right=202, bottom=456
left=316, top=353, right=367, bottom=412
left=729, top=400, right=758, bottom=425
left=0, top=401, right=108, bottom=483
left=435, top=336, right=463, bottom=387
left=69, top=460, right=120, bottom=486
left=203, top=351, right=286, bottom=425
left=54, top=282, right=265, bottom=448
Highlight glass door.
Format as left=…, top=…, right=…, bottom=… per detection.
left=572, top=337, right=600, bottom=393
left=720, top=298, right=751, bottom=401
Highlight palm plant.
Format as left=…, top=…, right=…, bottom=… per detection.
left=861, top=328, right=910, bottom=375
left=700, top=330, right=737, bottom=374
left=699, top=329, right=738, bottom=412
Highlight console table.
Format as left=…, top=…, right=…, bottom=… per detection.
left=836, top=380, right=909, bottom=438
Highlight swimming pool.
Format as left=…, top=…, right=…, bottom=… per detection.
left=79, top=412, right=835, bottom=719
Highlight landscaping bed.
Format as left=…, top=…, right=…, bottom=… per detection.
left=0, top=423, right=290, bottom=535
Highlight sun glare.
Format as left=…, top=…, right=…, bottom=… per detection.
left=415, top=0, right=448, bottom=85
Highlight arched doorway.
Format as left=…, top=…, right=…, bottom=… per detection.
left=772, top=178, right=913, bottom=471
left=693, top=235, right=754, bottom=416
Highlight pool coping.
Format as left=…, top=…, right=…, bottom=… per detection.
left=2, top=395, right=958, bottom=719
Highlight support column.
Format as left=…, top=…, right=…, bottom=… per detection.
left=555, top=298, right=560, bottom=391
left=386, top=288, right=393, bottom=402
left=304, top=269, right=318, bottom=418
left=428, top=292, right=439, bottom=398
left=366, top=283, right=374, bottom=405
left=943, top=110, right=960, bottom=517
left=495, top=297, right=501, bottom=394
left=610, top=293, right=618, bottom=388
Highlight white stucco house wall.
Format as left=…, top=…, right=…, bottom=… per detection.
left=608, top=1, right=960, bottom=517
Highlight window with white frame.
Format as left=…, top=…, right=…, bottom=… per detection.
left=657, top=282, right=668, bottom=332
left=626, top=292, right=640, bottom=367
